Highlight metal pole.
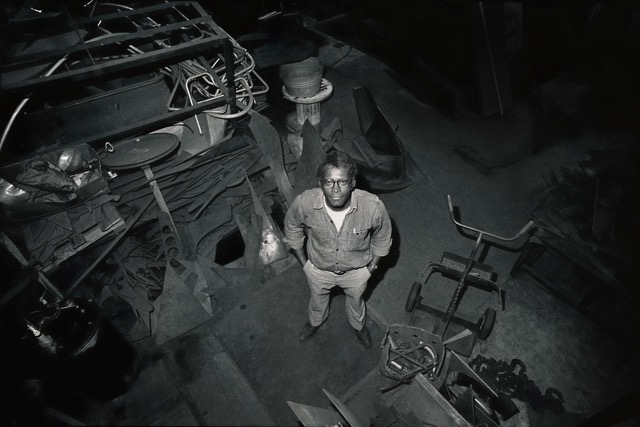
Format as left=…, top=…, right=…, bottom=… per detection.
left=441, top=232, right=484, bottom=338
left=478, top=1, right=504, bottom=115
left=0, top=232, right=65, bottom=301
left=63, top=196, right=155, bottom=300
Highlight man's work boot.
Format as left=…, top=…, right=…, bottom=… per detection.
left=354, top=325, right=372, bottom=348
left=299, top=323, right=319, bottom=341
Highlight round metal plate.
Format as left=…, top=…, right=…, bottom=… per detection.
left=101, top=133, right=180, bottom=171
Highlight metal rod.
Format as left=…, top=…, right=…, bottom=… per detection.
left=63, top=196, right=155, bottom=300
left=478, top=1, right=503, bottom=115
left=63, top=5, right=95, bottom=66
left=0, top=232, right=65, bottom=301
left=389, top=347, right=437, bottom=372
left=441, top=232, right=485, bottom=338
left=142, top=164, right=183, bottom=248
left=447, top=195, right=534, bottom=242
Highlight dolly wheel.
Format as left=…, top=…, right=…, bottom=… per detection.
left=405, top=281, right=423, bottom=312
left=477, top=308, right=496, bottom=340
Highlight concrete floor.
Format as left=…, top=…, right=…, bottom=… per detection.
left=28, top=22, right=640, bottom=427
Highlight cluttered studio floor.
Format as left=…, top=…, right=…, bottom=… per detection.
left=1, top=2, right=639, bottom=426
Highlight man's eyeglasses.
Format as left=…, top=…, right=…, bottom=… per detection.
left=320, top=179, right=352, bottom=189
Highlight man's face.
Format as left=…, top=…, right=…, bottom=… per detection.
left=320, top=166, right=354, bottom=210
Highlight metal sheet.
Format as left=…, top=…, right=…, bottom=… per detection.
left=287, top=401, right=344, bottom=426
left=323, top=389, right=367, bottom=427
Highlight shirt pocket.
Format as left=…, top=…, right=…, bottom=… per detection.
left=308, top=224, right=332, bottom=242
left=347, top=227, right=370, bottom=250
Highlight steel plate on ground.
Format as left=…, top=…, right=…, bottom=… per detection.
left=101, top=133, right=180, bottom=171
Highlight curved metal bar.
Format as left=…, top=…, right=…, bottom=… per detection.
left=185, top=72, right=225, bottom=103
left=0, top=55, right=69, bottom=152
left=447, top=195, right=534, bottom=242
left=246, top=68, right=269, bottom=96
left=205, top=77, right=253, bottom=119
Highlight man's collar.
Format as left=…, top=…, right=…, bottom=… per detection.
left=312, top=189, right=324, bottom=209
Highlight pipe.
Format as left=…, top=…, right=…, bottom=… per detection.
left=0, top=55, right=69, bottom=153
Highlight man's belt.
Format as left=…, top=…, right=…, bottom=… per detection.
left=333, top=270, right=347, bottom=275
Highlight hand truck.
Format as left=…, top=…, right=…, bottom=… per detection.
left=404, top=195, right=534, bottom=356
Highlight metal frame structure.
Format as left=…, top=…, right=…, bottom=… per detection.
left=0, top=1, right=258, bottom=151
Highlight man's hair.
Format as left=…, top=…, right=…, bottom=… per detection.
left=316, top=150, right=358, bottom=180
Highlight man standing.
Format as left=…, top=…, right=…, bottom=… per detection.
left=284, top=151, right=393, bottom=348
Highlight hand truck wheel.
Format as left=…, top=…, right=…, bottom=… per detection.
left=477, top=307, right=496, bottom=340
left=405, top=281, right=423, bottom=312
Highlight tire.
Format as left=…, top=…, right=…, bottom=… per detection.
left=477, top=307, right=496, bottom=340
left=405, top=281, right=422, bottom=312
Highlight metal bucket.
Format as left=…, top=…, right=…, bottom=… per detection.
left=23, top=298, right=140, bottom=401
left=279, top=57, right=323, bottom=98
left=53, top=299, right=141, bottom=400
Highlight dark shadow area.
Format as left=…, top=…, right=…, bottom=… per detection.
left=214, top=227, right=245, bottom=266
left=210, top=263, right=382, bottom=426
left=364, top=216, right=400, bottom=301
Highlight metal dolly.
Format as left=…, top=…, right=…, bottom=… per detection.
left=405, top=195, right=534, bottom=356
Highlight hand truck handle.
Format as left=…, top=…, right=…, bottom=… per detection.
left=447, top=195, right=534, bottom=242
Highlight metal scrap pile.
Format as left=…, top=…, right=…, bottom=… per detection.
left=85, top=122, right=296, bottom=343
left=1, top=1, right=418, bottom=345
left=0, top=1, right=292, bottom=344
left=530, top=143, right=640, bottom=298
